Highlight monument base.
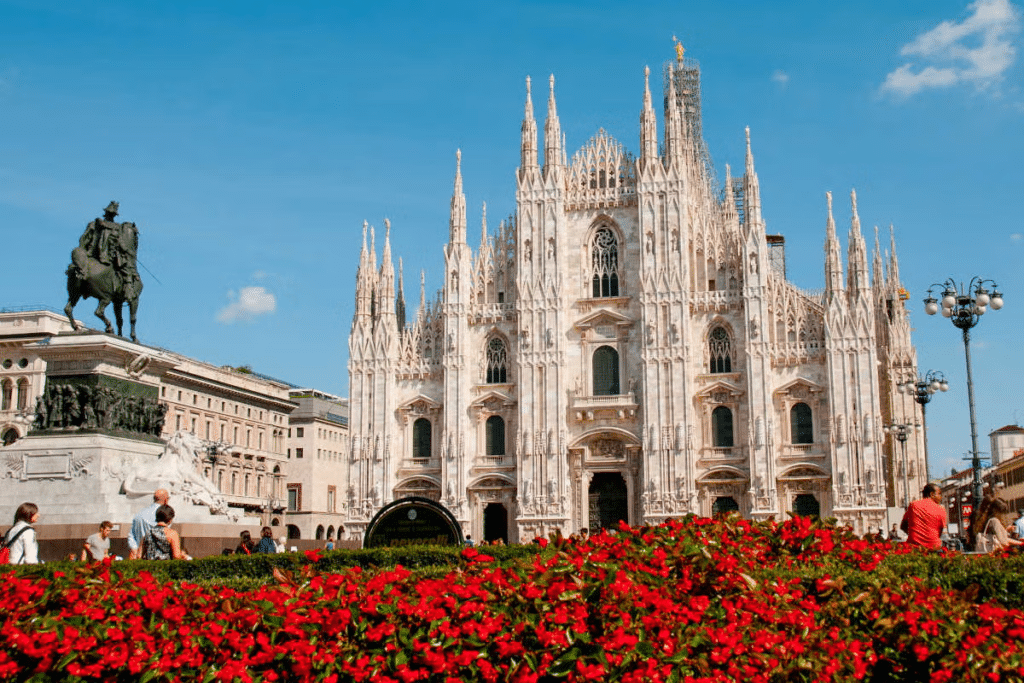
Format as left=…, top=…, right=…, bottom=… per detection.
left=1, top=432, right=257, bottom=561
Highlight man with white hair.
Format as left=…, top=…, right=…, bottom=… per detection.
left=128, top=488, right=169, bottom=559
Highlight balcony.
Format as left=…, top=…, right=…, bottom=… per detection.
left=571, top=392, right=639, bottom=422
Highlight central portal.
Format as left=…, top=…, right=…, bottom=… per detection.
left=588, top=472, right=628, bottom=532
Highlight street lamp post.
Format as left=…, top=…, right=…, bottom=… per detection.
left=884, top=422, right=918, bottom=507
left=924, top=278, right=1004, bottom=508
left=895, top=370, right=948, bottom=480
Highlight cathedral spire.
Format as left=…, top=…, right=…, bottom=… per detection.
left=378, top=218, right=396, bottom=320
left=847, top=189, right=869, bottom=297
left=640, top=66, right=658, bottom=169
left=663, top=63, right=682, bottom=170
left=450, top=149, right=467, bottom=245
left=355, top=220, right=373, bottom=319
left=743, top=127, right=763, bottom=233
left=481, top=201, right=488, bottom=248
left=396, top=256, right=406, bottom=332
left=888, top=224, right=902, bottom=286
left=872, top=225, right=885, bottom=288
left=543, top=74, right=563, bottom=178
left=520, top=76, right=538, bottom=175
left=419, top=269, right=426, bottom=320
left=824, top=191, right=845, bottom=297
left=722, top=163, right=738, bottom=226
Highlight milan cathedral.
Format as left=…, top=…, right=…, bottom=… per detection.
left=343, top=51, right=926, bottom=542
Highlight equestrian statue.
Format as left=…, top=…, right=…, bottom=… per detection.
left=65, top=201, right=144, bottom=342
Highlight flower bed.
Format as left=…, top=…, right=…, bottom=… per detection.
left=2, top=515, right=1023, bottom=682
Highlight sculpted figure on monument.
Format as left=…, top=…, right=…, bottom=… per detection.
left=122, top=431, right=239, bottom=522
left=66, top=201, right=144, bottom=342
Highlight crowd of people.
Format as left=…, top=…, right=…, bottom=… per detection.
left=7, top=484, right=1024, bottom=564
left=2, top=490, right=293, bottom=565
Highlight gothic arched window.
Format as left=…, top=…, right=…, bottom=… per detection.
left=485, top=337, right=508, bottom=384
left=486, top=415, right=505, bottom=456
left=712, top=406, right=734, bottom=448
left=591, top=227, right=620, bottom=297
left=413, top=418, right=432, bottom=459
left=592, top=345, right=620, bottom=396
left=708, top=327, right=733, bottom=373
left=790, top=403, right=813, bottom=444
left=1, top=380, right=11, bottom=411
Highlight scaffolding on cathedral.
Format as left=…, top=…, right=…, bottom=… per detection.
left=663, top=56, right=717, bottom=191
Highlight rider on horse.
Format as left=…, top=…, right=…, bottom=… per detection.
left=66, top=201, right=144, bottom=341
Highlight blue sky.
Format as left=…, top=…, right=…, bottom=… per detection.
left=1, top=0, right=1022, bottom=480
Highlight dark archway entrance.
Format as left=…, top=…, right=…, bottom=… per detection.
left=588, top=472, right=628, bottom=532
left=483, top=503, right=508, bottom=544
left=712, top=496, right=739, bottom=516
left=793, top=493, right=820, bottom=518
left=2, top=428, right=18, bottom=446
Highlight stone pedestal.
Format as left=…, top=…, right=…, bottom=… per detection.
left=0, top=333, right=257, bottom=558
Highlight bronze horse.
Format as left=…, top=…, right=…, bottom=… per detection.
left=65, top=222, right=143, bottom=342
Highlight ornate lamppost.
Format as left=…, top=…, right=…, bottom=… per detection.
left=924, top=278, right=1004, bottom=507
left=895, top=370, right=948, bottom=479
left=883, top=422, right=918, bottom=507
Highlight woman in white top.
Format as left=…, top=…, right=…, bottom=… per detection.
left=980, top=498, right=1024, bottom=553
left=6, top=502, right=40, bottom=565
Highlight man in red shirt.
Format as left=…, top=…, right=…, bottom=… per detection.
left=900, top=483, right=947, bottom=549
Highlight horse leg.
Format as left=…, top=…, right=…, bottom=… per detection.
left=128, top=295, right=140, bottom=343
left=94, top=300, right=114, bottom=334
left=64, top=292, right=82, bottom=331
left=114, top=300, right=125, bottom=338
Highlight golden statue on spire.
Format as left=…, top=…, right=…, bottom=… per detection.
left=673, top=36, right=685, bottom=63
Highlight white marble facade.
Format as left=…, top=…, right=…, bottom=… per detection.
left=344, top=53, right=926, bottom=542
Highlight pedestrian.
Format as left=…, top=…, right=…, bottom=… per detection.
left=976, top=498, right=1023, bottom=553
left=128, top=489, right=169, bottom=559
left=325, top=538, right=335, bottom=551
left=5, top=502, right=39, bottom=565
left=140, top=505, right=186, bottom=560
left=236, top=530, right=255, bottom=556
left=889, top=523, right=905, bottom=542
left=1014, top=509, right=1024, bottom=540
left=275, top=535, right=287, bottom=553
left=254, top=526, right=277, bottom=554
left=81, top=521, right=113, bottom=562
left=900, top=483, right=946, bottom=550
left=464, top=534, right=474, bottom=547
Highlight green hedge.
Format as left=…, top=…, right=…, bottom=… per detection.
left=13, top=542, right=543, bottom=584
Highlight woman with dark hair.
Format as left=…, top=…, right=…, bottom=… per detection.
left=254, top=526, right=277, bottom=554
left=977, top=498, right=1024, bottom=553
left=236, top=529, right=255, bottom=556
left=141, top=504, right=186, bottom=560
left=5, top=502, right=39, bottom=564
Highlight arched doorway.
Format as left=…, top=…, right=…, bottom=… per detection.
left=793, top=494, right=820, bottom=518
left=2, top=428, right=18, bottom=446
left=483, top=503, right=508, bottom=544
left=286, top=524, right=301, bottom=539
left=712, top=496, right=739, bottom=516
left=588, top=472, right=628, bottom=532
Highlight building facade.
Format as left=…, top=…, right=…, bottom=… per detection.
left=283, top=388, right=350, bottom=541
left=159, top=356, right=294, bottom=524
left=342, top=52, right=924, bottom=542
left=0, top=308, right=75, bottom=445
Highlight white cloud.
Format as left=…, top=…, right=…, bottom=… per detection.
left=217, top=286, right=277, bottom=323
left=1012, top=232, right=1023, bottom=241
left=880, top=0, right=1021, bottom=97
left=772, top=70, right=790, bottom=87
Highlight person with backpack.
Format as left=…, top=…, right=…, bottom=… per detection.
left=254, top=526, right=277, bottom=554
left=4, top=502, right=40, bottom=565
